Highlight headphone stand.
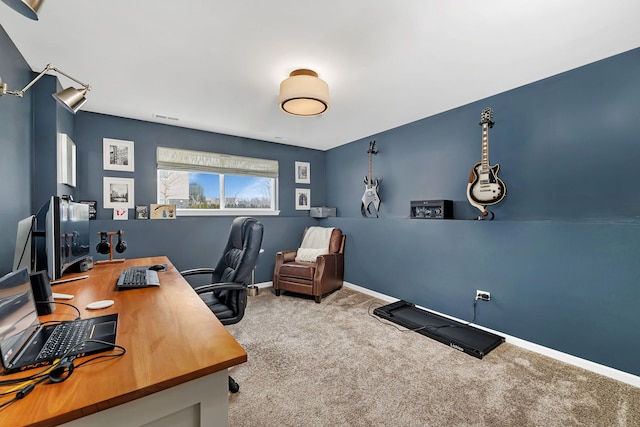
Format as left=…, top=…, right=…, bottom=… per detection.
left=95, top=231, right=126, bottom=264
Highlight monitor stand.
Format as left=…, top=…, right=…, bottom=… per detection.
left=373, top=300, right=504, bottom=359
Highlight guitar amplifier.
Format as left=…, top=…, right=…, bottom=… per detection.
left=410, top=200, right=453, bottom=219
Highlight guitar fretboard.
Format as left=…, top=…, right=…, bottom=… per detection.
left=366, top=142, right=376, bottom=185
left=481, top=123, right=489, bottom=173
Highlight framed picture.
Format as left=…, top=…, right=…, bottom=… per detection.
left=295, top=161, right=310, bottom=184
left=104, top=177, right=135, bottom=209
left=57, top=133, right=76, bottom=187
left=295, top=188, right=310, bottom=210
left=103, top=138, right=134, bottom=172
left=135, top=205, right=149, bottom=219
left=150, top=204, right=177, bottom=220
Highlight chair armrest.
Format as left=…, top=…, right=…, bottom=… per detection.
left=313, top=253, right=344, bottom=295
left=275, top=250, right=298, bottom=263
left=180, top=267, right=216, bottom=277
left=316, top=252, right=340, bottom=266
left=314, top=253, right=343, bottom=278
left=194, top=282, right=246, bottom=294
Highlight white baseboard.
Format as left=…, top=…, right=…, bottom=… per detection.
left=342, top=282, right=640, bottom=389
left=254, top=281, right=273, bottom=289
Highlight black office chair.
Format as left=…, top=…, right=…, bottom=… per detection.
left=180, top=216, right=264, bottom=393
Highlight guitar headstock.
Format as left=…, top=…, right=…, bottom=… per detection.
left=367, top=141, right=378, bottom=155
left=479, top=108, right=494, bottom=127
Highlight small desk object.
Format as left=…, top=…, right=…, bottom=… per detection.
left=0, top=257, right=246, bottom=427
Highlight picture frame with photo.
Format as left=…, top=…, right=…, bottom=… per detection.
left=103, top=138, right=135, bottom=172
left=135, top=205, right=149, bottom=219
left=104, top=177, right=135, bottom=209
left=295, top=188, right=311, bottom=210
left=295, top=161, right=310, bottom=184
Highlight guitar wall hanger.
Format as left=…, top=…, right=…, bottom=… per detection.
left=474, top=210, right=495, bottom=221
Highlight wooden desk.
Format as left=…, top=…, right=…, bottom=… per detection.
left=0, top=257, right=246, bottom=427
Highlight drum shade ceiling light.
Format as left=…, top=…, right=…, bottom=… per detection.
left=0, top=63, right=91, bottom=113
left=279, top=69, right=329, bottom=116
left=1, top=0, right=44, bottom=20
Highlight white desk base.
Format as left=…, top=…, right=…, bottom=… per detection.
left=60, top=369, right=228, bottom=427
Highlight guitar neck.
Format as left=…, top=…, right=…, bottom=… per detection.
left=368, top=154, right=372, bottom=183
left=480, top=122, right=490, bottom=172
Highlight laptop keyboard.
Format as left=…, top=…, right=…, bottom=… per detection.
left=37, top=321, right=91, bottom=360
left=117, top=268, right=160, bottom=289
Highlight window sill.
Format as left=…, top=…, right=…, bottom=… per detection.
left=176, top=209, right=281, bottom=217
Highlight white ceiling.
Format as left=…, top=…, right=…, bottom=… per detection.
left=1, top=0, right=639, bottom=151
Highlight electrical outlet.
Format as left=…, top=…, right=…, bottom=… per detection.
left=476, top=290, right=491, bottom=301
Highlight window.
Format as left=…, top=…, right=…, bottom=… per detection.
left=157, top=147, right=279, bottom=216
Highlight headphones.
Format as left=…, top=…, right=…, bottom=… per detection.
left=48, top=357, right=75, bottom=383
left=115, top=230, right=127, bottom=253
left=96, top=232, right=110, bottom=254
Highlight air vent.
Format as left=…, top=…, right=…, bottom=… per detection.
left=153, top=113, right=179, bottom=121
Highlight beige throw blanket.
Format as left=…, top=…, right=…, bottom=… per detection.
left=295, top=227, right=335, bottom=262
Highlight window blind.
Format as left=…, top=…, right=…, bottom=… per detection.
left=157, top=147, right=279, bottom=178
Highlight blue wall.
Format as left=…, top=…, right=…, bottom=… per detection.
left=324, top=48, right=640, bottom=376
left=32, top=74, right=77, bottom=209
left=73, top=112, right=324, bottom=282
left=0, top=25, right=33, bottom=274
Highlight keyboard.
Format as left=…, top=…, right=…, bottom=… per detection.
left=37, top=320, right=91, bottom=360
left=117, top=267, right=160, bottom=289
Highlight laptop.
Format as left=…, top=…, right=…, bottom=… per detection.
left=0, top=268, right=118, bottom=374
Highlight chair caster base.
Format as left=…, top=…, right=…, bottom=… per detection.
left=229, top=376, right=239, bottom=393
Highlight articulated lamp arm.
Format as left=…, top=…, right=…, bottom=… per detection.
left=0, top=64, right=91, bottom=113
left=0, top=63, right=91, bottom=97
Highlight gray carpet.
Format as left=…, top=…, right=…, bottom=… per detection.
left=227, top=287, right=639, bottom=426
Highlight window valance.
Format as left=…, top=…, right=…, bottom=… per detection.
left=157, top=147, right=279, bottom=178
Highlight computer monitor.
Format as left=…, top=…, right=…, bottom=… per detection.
left=34, top=196, right=90, bottom=281
left=13, top=215, right=36, bottom=273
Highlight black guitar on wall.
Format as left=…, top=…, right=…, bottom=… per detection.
left=361, top=141, right=381, bottom=218
left=466, top=108, right=506, bottom=216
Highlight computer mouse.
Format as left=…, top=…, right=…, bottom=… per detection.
left=148, top=264, right=166, bottom=271
left=86, top=300, right=114, bottom=310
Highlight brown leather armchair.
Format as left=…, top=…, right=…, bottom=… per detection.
left=273, top=227, right=345, bottom=303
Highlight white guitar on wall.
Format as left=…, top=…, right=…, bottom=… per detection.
left=466, top=108, right=506, bottom=217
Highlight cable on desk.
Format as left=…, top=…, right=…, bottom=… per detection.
left=0, top=341, right=126, bottom=409
left=74, top=340, right=126, bottom=369
left=0, top=360, right=62, bottom=386
left=36, top=300, right=82, bottom=320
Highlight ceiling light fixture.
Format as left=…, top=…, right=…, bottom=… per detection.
left=0, top=63, right=91, bottom=113
left=1, top=0, right=44, bottom=20
left=279, top=69, right=329, bottom=116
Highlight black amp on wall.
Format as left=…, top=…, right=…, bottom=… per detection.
left=410, top=200, right=453, bottom=219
